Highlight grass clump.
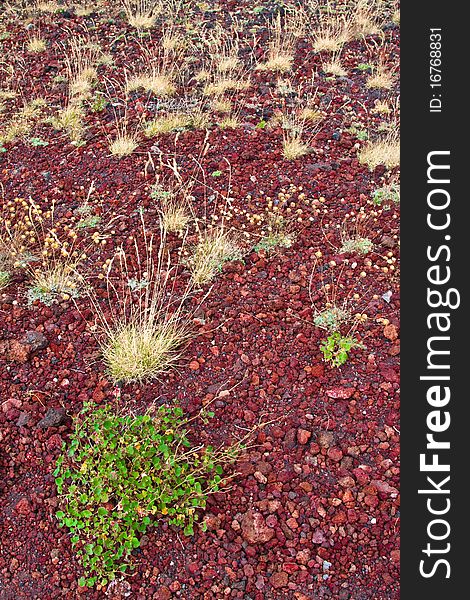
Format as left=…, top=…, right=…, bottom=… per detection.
left=27, top=36, right=47, bottom=53
left=0, top=99, right=45, bottom=146
left=366, top=65, right=395, bottom=90
left=88, top=221, right=200, bottom=383
left=50, top=103, right=86, bottom=144
left=188, top=227, right=243, bottom=286
left=144, top=113, right=193, bottom=137
left=121, top=0, right=162, bottom=29
left=256, top=12, right=304, bottom=73
left=109, top=132, right=139, bottom=157
left=102, top=318, right=190, bottom=382
left=126, top=73, right=176, bottom=97
left=150, top=184, right=191, bottom=234
left=358, top=131, right=400, bottom=170
left=54, top=401, right=238, bottom=587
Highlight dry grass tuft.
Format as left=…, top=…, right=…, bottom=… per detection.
left=275, top=92, right=324, bottom=160
left=109, top=132, right=139, bottom=157
left=50, top=103, right=85, bottom=143
left=0, top=99, right=45, bottom=145
left=63, top=37, right=100, bottom=100
left=322, top=57, right=347, bottom=77
left=120, top=0, right=162, bottom=29
left=188, top=227, right=244, bottom=286
left=200, top=24, right=250, bottom=95
left=366, top=63, right=395, bottom=90
left=126, top=73, right=176, bottom=97
left=27, top=36, right=47, bottom=53
left=150, top=183, right=191, bottom=234
left=87, top=220, right=201, bottom=383
left=309, top=1, right=350, bottom=53
left=256, top=11, right=305, bottom=72
left=358, top=130, right=400, bottom=170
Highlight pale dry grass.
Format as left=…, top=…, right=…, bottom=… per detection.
left=275, top=92, right=324, bottom=160
left=87, top=220, right=201, bottom=383
left=150, top=183, right=192, bottom=233
left=125, top=41, right=181, bottom=97
left=126, top=73, right=176, bottom=96
left=63, top=36, right=100, bottom=99
left=322, top=56, right=347, bottom=77
left=358, top=130, right=400, bottom=170
left=109, top=131, right=139, bottom=156
left=50, top=102, right=85, bottom=143
left=120, top=0, right=162, bottom=28
left=218, top=113, right=240, bottom=130
left=349, top=0, right=383, bottom=38
left=34, top=1, right=61, bottom=13
left=200, top=24, right=250, bottom=95
left=256, top=10, right=306, bottom=72
left=26, top=36, right=47, bottom=53
left=188, top=227, right=243, bottom=286
left=0, top=98, right=45, bottom=145
left=144, top=105, right=209, bottom=136
left=309, top=1, right=350, bottom=53
left=72, top=0, right=104, bottom=16
left=366, top=64, right=395, bottom=89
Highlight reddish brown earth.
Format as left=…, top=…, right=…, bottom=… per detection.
left=1, top=2, right=400, bottom=599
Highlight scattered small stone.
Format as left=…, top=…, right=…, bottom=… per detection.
left=37, top=407, right=67, bottom=429
left=16, top=412, right=31, bottom=427
left=270, top=571, right=289, bottom=589
left=326, top=387, right=354, bottom=399
left=241, top=510, right=275, bottom=544
left=297, top=428, right=311, bottom=445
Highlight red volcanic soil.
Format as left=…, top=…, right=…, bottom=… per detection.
left=0, top=2, right=400, bottom=599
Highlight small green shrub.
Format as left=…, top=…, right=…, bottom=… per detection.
left=91, top=93, right=108, bottom=113
left=254, top=232, right=293, bottom=253
left=314, top=307, right=350, bottom=333
left=54, top=402, right=238, bottom=587
left=320, top=332, right=365, bottom=367
left=372, top=182, right=400, bottom=207
left=76, top=215, right=101, bottom=229
left=29, top=137, right=49, bottom=147
left=0, top=270, right=10, bottom=289
left=339, top=237, right=374, bottom=255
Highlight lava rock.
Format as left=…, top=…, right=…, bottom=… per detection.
left=37, top=408, right=67, bottom=429
left=241, top=510, right=275, bottom=544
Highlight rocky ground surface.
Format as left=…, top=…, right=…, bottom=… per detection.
left=0, top=2, right=400, bottom=598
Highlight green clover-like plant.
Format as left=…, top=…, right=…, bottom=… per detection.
left=54, top=402, right=240, bottom=587
left=320, top=332, right=365, bottom=367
